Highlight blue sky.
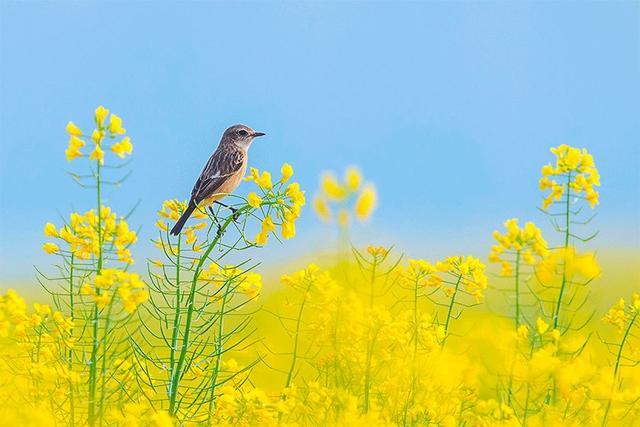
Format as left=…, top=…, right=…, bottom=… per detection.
left=1, top=1, right=639, bottom=283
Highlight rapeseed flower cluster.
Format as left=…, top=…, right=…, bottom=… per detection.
left=536, top=246, right=600, bottom=285
left=155, top=199, right=208, bottom=249
left=198, top=264, right=263, bottom=299
left=65, top=106, right=132, bottom=163
left=313, top=166, right=377, bottom=226
left=490, top=218, right=548, bottom=275
left=540, top=144, right=600, bottom=209
left=79, top=269, right=148, bottom=312
left=602, top=294, right=640, bottom=333
left=247, top=163, right=305, bottom=244
left=42, top=207, right=137, bottom=263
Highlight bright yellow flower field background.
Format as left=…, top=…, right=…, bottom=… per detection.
left=1, top=108, right=639, bottom=427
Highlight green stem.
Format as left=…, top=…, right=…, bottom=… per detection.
left=207, top=282, right=230, bottom=424
left=88, top=158, right=103, bottom=427
left=369, top=257, right=378, bottom=308
left=614, top=312, right=637, bottom=378
left=601, top=312, right=638, bottom=427
left=284, top=279, right=312, bottom=389
left=362, top=327, right=380, bottom=413
left=522, top=383, right=531, bottom=426
left=362, top=256, right=382, bottom=414
left=552, top=172, right=571, bottom=330
left=68, top=254, right=75, bottom=427
left=168, top=236, right=182, bottom=401
left=331, top=305, right=340, bottom=388
left=514, top=250, right=521, bottom=327
left=168, top=209, right=246, bottom=416
left=404, top=277, right=420, bottom=423
left=444, top=275, right=462, bottom=336
left=88, top=306, right=99, bottom=426
left=97, top=297, right=115, bottom=425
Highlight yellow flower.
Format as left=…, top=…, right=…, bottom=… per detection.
left=281, top=219, right=296, bottom=240
left=185, top=227, right=197, bottom=245
left=541, top=145, right=600, bottom=210
left=367, top=246, right=388, bottom=257
left=65, top=136, right=86, bottom=161
left=489, top=218, right=547, bottom=269
left=255, top=216, right=275, bottom=245
left=247, top=167, right=273, bottom=190
left=111, top=137, right=133, bottom=158
left=90, top=144, right=105, bottom=164
left=238, top=272, right=262, bottom=299
left=313, top=196, right=331, bottom=222
left=603, top=297, right=628, bottom=332
left=155, top=220, right=168, bottom=232
left=516, top=324, right=529, bottom=340
left=44, top=222, right=58, bottom=237
left=281, top=163, right=294, bottom=183
left=344, top=166, right=362, bottom=191
left=285, top=182, right=305, bottom=207
left=257, top=171, right=273, bottom=190
left=91, top=129, right=104, bottom=144
left=66, top=121, right=82, bottom=137
left=43, top=242, right=60, bottom=254
left=536, top=317, right=549, bottom=335
left=539, top=176, right=552, bottom=191
left=354, top=184, right=377, bottom=221
left=108, top=113, right=126, bottom=134
left=65, top=146, right=82, bottom=161
left=95, top=105, right=109, bottom=127
left=94, top=291, right=110, bottom=309
left=585, top=190, right=599, bottom=208
left=321, top=173, right=347, bottom=201
left=247, top=192, right=262, bottom=208
left=158, top=199, right=187, bottom=221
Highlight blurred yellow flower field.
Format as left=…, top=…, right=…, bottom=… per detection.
left=1, top=108, right=639, bottom=427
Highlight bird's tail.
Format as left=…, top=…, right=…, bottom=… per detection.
left=170, top=201, right=196, bottom=236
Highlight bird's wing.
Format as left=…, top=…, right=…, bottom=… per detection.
left=191, top=147, right=244, bottom=204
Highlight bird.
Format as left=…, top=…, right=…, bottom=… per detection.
left=170, top=124, right=266, bottom=236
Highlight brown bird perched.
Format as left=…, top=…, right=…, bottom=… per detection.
left=170, top=124, right=266, bottom=235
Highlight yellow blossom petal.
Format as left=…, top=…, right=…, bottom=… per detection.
left=43, top=242, right=60, bottom=254
left=108, top=113, right=126, bottom=134
left=90, top=145, right=105, bottom=164
left=95, top=105, right=109, bottom=127
left=66, top=121, right=82, bottom=137
left=344, top=166, right=362, bottom=192
left=354, top=185, right=377, bottom=221
left=281, top=163, right=294, bottom=183
left=247, top=192, right=262, bottom=208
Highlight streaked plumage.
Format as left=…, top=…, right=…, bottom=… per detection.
left=170, top=124, right=265, bottom=235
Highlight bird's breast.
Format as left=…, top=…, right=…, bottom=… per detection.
left=199, top=158, right=247, bottom=207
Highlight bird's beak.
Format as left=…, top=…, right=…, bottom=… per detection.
left=252, top=131, right=266, bottom=138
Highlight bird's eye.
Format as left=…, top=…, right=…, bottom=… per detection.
left=238, top=129, right=248, bottom=136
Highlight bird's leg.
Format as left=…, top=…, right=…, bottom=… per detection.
left=208, top=206, right=224, bottom=237
left=215, top=200, right=240, bottom=222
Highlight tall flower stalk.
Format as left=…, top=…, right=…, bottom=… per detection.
left=37, top=107, right=143, bottom=426
left=489, top=219, right=548, bottom=327
left=135, top=164, right=304, bottom=423
left=600, top=295, right=640, bottom=426
left=538, top=145, right=600, bottom=332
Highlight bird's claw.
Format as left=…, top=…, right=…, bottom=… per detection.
left=231, top=207, right=240, bottom=222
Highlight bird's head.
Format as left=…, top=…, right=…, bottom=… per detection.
left=222, top=124, right=265, bottom=150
